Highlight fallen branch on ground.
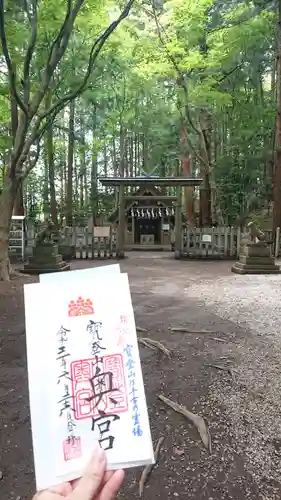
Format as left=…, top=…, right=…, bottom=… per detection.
left=137, top=326, right=148, bottom=333
left=211, top=337, right=228, bottom=343
left=139, top=436, right=165, bottom=497
left=170, top=327, right=216, bottom=334
left=138, top=338, right=157, bottom=351
left=208, top=364, right=235, bottom=380
left=138, top=337, right=171, bottom=357
left=158, top=394, right=212, bottom=453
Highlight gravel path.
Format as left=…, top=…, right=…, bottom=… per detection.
left=2, top=256, right=281, bottom=499
left=186, top=273, right=281, bottom=336
left=186, top=272, right=281, bottom=498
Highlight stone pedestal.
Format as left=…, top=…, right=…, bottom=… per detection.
left=231, top=242, right=280, bottom=275
left=23, top=243, right=70, bottom=275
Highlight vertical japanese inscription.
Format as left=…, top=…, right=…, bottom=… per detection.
left=124, top=343, right=143, bottom=437
left=72, top=319, right=122, bottom=450
left=71, top=356, right=128, bottom=419
left=56, top=325, right=81, bottom=461
left=87, top=320, right=105, bottom=355
left=87, top=319, right=120, bottom=450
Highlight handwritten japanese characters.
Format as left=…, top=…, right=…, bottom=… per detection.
left=70, top=355, right=127, bottom=420
left=124, top=343, right=143, bottom=437
left=92, top=414, right=120, bottom=451
left=24, top=272, right=154, bottom=491
left=87, top=320, right=105, bottom=355
left=56, top=325, right=81, bottom=461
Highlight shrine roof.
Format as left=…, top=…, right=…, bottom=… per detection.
left=99, top=176, right=202, bottom=187
left=107, top=185, right=174, bottom=223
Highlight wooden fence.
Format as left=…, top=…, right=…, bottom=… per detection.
left=25, top=225, right=117, bottom=260
left=181, top=226, right=281, bottom=259
left=9, top=223, right=281, bottom=261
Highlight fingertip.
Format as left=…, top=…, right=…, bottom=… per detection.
left=71, top=445, right=107, bottom=500
left=103, top=470, right=114, bottom=483
left=88, top=444, right=106, bottom=467
left=99, top=447, right=106, bottom=463
left=115, top=469, right=125, bottom=482
left=99, top=469, right=125, bottom=500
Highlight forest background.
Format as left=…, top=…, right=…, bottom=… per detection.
left=0, top=0, right=280, bottom=279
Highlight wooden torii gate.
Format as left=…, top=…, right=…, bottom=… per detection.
left=99, top=176, right=203, bottom=258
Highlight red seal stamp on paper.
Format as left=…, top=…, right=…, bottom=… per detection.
left=68, top=297, right=94, bottom=317
left=70, top=354, right=128, bottom=420
left=63, top=437, right=82, bottom=461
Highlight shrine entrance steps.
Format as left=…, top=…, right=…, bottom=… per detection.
left=126, top=244, right=172, bottom=252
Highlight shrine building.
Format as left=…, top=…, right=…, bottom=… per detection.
left=99, top=175, right=202, bottom=257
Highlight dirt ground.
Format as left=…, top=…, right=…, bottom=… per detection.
left=0, top=253, right=280, bottom=500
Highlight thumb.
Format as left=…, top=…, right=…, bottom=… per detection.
left=71, top=446, right=106, bottom=500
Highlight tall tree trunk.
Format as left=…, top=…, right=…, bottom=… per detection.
left=180, top=128, right=195, bottom=226
left=74, top=161, right=79, bottom=218
left=198, top=113, right=212, bottom=226
left=57, top=127, right=66, bottom=223
left=0, top=176, right=19, bottom=280
left=79, top=119, right=86, bottom=210
left=103, top=142, right=108, bottom=194
left=46, top=126, right=58, bottom=226
left=91, top=157, right=98, bottom=224
left=136, top=132, right=140, bottom=174
left=273, top=0, right=281, bottom=230
left=45, top=91, right=58, bottom=226
left=13, top=181, right=24, bottom=216
left=117, top=126, right=126, bottom=257
left=142, top=133, right=148, bottom=171
left=91, top=108, right=98, bottom=224
left=112, top=136, right=118, bottom=207
left=129, top=136, right=134, bottom=177
left=43, top=150, right=49, bottom=220
left=66, top=101, right=75, bottom=226
left=11, top=92, right=24, bottom=216
left=112, top=138, right=117, bottom=176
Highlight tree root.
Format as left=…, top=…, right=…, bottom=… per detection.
left=10, top=267, right=23, bottom=278
left=208, top=364, right=235, bottom=380
left=0, top=255, right=12, bottom=281
left=157, top=394, right=212, bottom=453
left=0, top=257, right=23, bottom=281
left=137, top=326, right=148, bottom=333
left=170, top=327, right=216, bottom=334
left=139, top=436, right=165, bottom=497
left=211, top=337, right=227, bottom=343
left=138, top=337, right=171, bottom=357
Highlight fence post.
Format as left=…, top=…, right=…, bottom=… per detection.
left=275, top=227, right=280, bottom=258
left=224, top=227, right=229, bottom=256
left=230, top=226, right=235, bottom=257
left=85, top=228, right=89, bottom=259
left=211, top=226, right=215, bottom=256
left=236, top=226, right=241, bottom=257
left=109, top=226, right=113, bottom=258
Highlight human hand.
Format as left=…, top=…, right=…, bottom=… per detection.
left=34, top=446, right=124, bottom=500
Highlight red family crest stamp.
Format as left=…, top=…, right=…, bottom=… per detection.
left=70, top=354, right=128, bottom=420
left=63, top=437, right=82, bottom=461
left=68, top=297, right=94, bottom=317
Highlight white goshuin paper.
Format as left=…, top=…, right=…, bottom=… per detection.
left=39, top=263, right=120, bottom=284
left=24, top=273, right=154, bottom=491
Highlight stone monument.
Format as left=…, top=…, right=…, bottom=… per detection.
left=231, top=221, right=280, bottom=275
left=23, top=221, right=70, bottom=275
